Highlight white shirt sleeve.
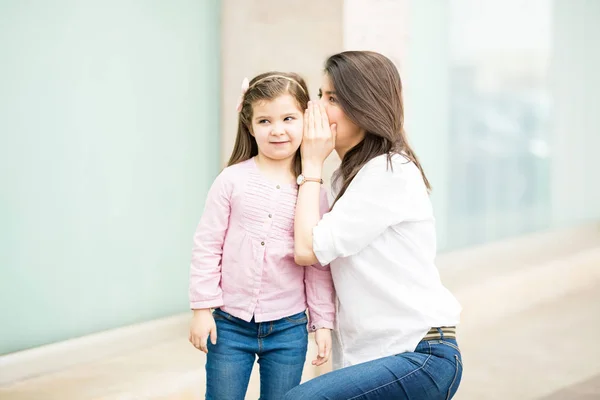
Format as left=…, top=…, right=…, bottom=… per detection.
left=312, top=156, right=426, bottom=266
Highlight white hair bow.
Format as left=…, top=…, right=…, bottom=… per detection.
left=236, top=77, right=250, bottom=112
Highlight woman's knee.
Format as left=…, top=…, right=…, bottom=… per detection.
left=283, top=381, right=325, bottom=400
left=282, top=386, right=303, bottom=400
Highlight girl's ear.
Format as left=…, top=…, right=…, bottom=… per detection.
left=247, top=123, right=255, bottom=137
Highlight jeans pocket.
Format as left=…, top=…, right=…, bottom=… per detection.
left=438, top=339, right=461, bottom=353
left=284, top=311, right=308, bottom=324
left=446, top=354, right=463, bottom=400
left=212, top=308, right=233, bottom=321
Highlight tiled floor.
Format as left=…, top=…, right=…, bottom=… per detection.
left=0, top=331, right=330, bottom=400
left=540, top=374, right=600, bottom=400
left=1, top=247, right=599, bottom=400
left=457, top=285, right=600, bottom=400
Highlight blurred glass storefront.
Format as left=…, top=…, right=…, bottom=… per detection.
left=345, top=0, right=600, bottom=251
left=446, top=0, right=553, bottom=248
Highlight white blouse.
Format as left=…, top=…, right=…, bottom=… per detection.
left=313, top=153, right=462, bottom=369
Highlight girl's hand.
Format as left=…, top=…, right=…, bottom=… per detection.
left=189, top=308, right=217, bottom=353
left=312, top=328, right=332, bottom=366
left=302, top=102, right=337, bottom=168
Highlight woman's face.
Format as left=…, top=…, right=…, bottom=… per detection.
left=318, top=74, right=365, bottom=157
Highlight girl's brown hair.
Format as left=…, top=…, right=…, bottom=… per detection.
left=325, top=51, right=431, bottom=204
left=227, top=72, right=309, bottom=177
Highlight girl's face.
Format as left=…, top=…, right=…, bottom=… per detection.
left=318, top=74, right=365, bottom=157
left=250, top=94, right=303, bottom=163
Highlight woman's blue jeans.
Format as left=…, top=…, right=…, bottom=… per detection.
left=284, top=331, right=463, bottom=400
left=205, top=308, right=308, bottom=400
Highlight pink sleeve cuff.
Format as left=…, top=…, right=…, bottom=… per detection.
left=190, top=298, right=224, bottom=310
left=308, top=318, right=334, bottom=332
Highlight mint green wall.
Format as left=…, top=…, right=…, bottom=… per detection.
left=0, top=1, right=221, bottom=354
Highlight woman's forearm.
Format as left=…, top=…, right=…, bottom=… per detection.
left=294, top=163, right=323, bottom=266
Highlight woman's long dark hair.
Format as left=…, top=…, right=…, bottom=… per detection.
left=325, top=51, right=431, bottom=205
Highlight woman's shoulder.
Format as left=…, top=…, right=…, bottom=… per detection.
left=350, top=153, right=429, bottom=204
left=360, top=152, right=417, bottom=177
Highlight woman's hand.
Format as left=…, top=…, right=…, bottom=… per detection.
left=301, top=101, right=337, bottom=168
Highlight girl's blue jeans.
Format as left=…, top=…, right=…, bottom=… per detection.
left=205, top=308, right=308, bottom=400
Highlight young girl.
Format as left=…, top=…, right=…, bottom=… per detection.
left=188, top=72, right=335, bottom=400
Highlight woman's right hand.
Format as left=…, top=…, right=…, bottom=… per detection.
left=301, top=101, right=337, bottom=169
left=189, top=308, right=217, bottom=353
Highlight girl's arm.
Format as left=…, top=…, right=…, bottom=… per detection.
left=304, top=188, right=335, bottom=367
left=304, top=266, right=336, bottom=330
left=189, top=171, right=232, bottom=310
left=304, top=188, right=336, bottom=331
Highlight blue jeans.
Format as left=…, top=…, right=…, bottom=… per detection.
left=284, top=333, right=463, bottom=400
left=205, top=308, right=308, bottom=400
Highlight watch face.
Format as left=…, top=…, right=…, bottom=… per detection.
left=296, top=175, right=304, bottom=185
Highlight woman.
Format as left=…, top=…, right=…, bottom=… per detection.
left=286, top=51, right=463, bottom=399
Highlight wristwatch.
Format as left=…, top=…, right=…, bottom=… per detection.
left=296, top=174, right=323, bottom=186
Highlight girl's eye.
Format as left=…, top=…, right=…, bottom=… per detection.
left=317, top=90, right=323, bottom=99
left=284, top=116, right=295, bottom=121
left=329, top=96, right=337, bottom=103
left=258, top=119, right=269, bottom=124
